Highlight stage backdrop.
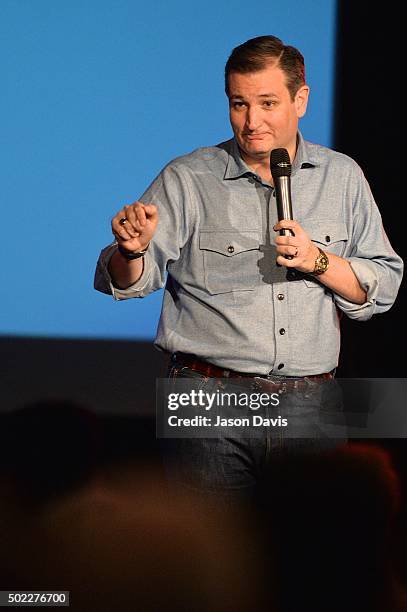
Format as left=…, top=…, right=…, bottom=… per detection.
left=1, top=0, right=336, bottom=340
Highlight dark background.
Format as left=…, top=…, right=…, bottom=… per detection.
left=334, top=3, right=405, bottom=379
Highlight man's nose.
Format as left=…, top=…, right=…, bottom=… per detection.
left=245, top=107, right=261, bottom=131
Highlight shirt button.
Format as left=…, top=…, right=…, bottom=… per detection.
left=279, top=328, right=286, bottom=335
left=277, top=293, right=284, bottom=300
left=227, top=245, right=234, bottom=254
left=325, top=235, right=331, bottom=242
left=278, top=363, right=284, bottom=370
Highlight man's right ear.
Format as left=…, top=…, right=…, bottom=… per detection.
left=295, top=85, right=310, bottom=118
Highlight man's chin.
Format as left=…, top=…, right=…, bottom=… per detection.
left=241, top=145, right=270, bottom=160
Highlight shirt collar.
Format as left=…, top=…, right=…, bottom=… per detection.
left=292, top=131, right=320, bottom=173
left=223, top=138, right=254, bottom=180
left=224, top=131, right=319, bottom=180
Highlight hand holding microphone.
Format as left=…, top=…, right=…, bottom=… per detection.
left=271, top=148, right=294, bottom=258
left=271, top=147, right=320, bottom=271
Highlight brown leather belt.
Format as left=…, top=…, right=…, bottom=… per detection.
left=171, top=353, right=334, bottom=393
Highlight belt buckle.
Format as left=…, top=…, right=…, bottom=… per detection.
left=252, top=377, right=265, bottom=392
left=288, top=378, right=307, bottom=393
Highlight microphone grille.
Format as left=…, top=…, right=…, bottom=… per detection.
left=270, top=148, right=292, bottom=178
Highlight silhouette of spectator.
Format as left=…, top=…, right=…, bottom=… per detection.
left=0, top=399, right=272, bottom=611
left=0, top=399, right=101, bottom=505
left=256, top=442, right=405, bottom=612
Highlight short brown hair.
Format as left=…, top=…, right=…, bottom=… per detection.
left=225, top=35, right=305, bottom=101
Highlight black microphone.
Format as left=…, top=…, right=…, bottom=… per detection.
left=270, top=148, right=294, bottom=238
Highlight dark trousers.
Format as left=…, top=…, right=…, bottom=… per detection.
left=160, top=360, right=347, bottom=508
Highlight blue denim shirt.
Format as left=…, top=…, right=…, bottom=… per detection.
left=95, top=133, right=403, bottom=376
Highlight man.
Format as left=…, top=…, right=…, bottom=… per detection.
left=95, top=36, right=403, bottom=495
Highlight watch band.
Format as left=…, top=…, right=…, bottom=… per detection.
left=117, top=243, right=149, bottom=260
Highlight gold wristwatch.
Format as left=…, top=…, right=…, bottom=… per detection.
left=313, top=247, right=329, bottom=275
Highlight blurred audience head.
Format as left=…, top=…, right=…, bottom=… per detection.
left=257, top=442, right=403, bottom=612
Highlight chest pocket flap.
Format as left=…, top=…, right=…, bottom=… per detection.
left=199, top=230, right=261, bottom=294
left=199, top=230, right=260, bottom=256
left=301, top=220, right=349, bottom=288
left=303, top=220, right=348, bottom=250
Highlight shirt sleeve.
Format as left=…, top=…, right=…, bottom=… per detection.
left=93, top=163, right=195, bottom=301
left=333, top=165, right=403, bottom=320
left=93, top=241, right=154, bottom=300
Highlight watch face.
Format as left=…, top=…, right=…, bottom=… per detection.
left=314, top=249, right=329, bottom=274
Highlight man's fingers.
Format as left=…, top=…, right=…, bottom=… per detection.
left=134, top=204, right=147, bottom=227
left=112, top=218, right=135, bottom=241
left=111, top=202, right=158, bottom=246
left=124, top=205, right=144, bottom=232
left=142, top=203, right=158, bottom=219
left=113, top=229, right=140, bottom=241
left=276, top=254, right=296, bottom=268
left=275, top=235, right=295, bottom=247
left=273, top=219, right=299, bottom=232
left=112, top=204, right=143, bottom=237
left=280, top=245, right=299, bottom=258
left=124, top=203, right=158, bottom=229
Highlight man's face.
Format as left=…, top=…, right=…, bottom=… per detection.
left=228, top=63, right=309, bottom=165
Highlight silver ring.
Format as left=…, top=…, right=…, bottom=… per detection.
left=119, top=217, right=127, bottom=226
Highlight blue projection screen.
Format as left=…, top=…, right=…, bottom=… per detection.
left=1, top=0, right=336, bottom=340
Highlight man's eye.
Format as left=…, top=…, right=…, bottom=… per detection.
left=263, top=100, right=274, bottom=107
left=232, top=101, right=245, bottom=109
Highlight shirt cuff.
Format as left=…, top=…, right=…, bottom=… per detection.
left=333, top=258, right=378, bottom=320
left=99, top=242, right=152, bottom=300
